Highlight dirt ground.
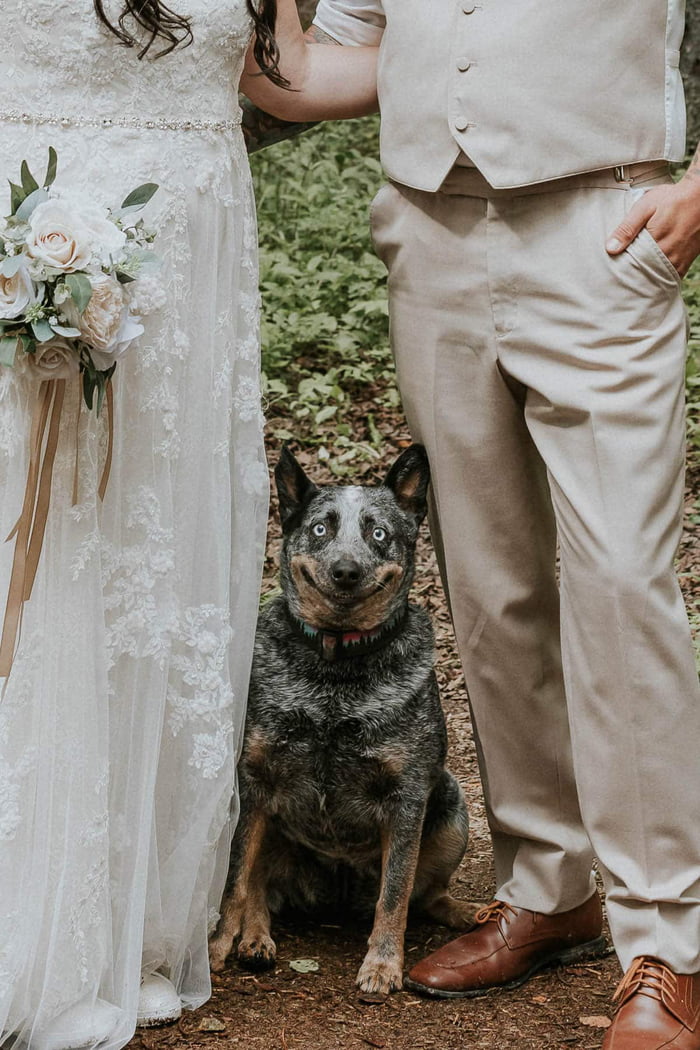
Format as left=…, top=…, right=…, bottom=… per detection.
left=128, top=394, right=700, bottom=1050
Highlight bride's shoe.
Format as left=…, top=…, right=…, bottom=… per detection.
left=136, top=973, right=182, bottom=1028
left=35, top=999, right=122, bottom=1050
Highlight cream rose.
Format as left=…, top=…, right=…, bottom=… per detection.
left=64, top=273, right=126, bottom=351
left=63, top=273, right=144, bottom=370
left=0, top=263, right=36, bottom=319
left=88, top=309, right=144, bottom=372
left=27, top=338, right=79, bottom=381
left=25, top=201, right=95, bottom=273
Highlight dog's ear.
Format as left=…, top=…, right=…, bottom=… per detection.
left=384, top=444, right=431, bottom=521
left=275, top=445, right=319, bottom=532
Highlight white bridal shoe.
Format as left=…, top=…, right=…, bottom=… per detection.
left=136, top=973, right=182, bottom=1028
left=35, top=999, right=122, bottom=1050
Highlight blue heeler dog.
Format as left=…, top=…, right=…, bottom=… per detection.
left=209, top=444, right=472, bottom=995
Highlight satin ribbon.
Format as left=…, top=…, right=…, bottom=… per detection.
left=0, top=376, right=114, bottom=680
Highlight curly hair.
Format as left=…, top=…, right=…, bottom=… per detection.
left=93, top=0, right=288, bottom=85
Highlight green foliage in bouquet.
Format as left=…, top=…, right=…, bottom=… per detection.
left=0, top=149, right=159, bottom=414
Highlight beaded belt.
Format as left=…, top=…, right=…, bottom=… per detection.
left=0, top=109, right=242, bottom=133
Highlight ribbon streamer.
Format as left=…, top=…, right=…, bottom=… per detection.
left=0, top=377, right=114, bottom=680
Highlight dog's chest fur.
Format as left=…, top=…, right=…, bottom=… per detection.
left=242, top=597, right=446, bottom=862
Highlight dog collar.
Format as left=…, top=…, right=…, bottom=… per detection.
left=286, top=605, right=409, bottom=663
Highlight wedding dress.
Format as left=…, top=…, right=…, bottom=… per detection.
left=0, top=2, right=268, bottom=1047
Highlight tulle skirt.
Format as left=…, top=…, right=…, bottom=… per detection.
left=0, top=123, right=268, bottom=1048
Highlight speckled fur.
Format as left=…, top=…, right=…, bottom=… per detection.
left=209, top=446, right=472, bottom=994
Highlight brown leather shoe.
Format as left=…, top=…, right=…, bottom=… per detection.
left=404, top=892, right=605, bottom=998
left=602, top=957, right=700, bottom=1049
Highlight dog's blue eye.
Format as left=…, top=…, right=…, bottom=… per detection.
left=372, top=527, right=387, bottom=543
left=312, top=523, right=327, bottom=538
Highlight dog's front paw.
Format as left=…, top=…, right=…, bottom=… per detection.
left=237, top=934, right=277, bottom=972
left=356, top=952, right=403, bottom=995
left=208, top=934, right=234, bottom=974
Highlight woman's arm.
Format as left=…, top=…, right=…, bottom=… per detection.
left=240, top=4, right=379, bottom=122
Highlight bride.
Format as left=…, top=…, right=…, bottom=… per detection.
left=0, top=2, right=278, bottom=1047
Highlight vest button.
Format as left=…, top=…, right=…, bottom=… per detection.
left=457, top=57, right=471, bottom=72
left=454, top=116, right=470, bottom=132
left=462, top=3, right=477, bottom=11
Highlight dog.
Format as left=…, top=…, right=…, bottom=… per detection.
left=209, top=444, right=472, bottom=995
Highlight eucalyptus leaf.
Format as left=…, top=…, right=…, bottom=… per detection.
left=94, top=366, right=115, bottom=416
left=83, top=370, right=96, bottom=411
left=31, top=319, right=55, bottom=343
left=50, top=324, right=82, bottom=338
left=44, top=147, right=58, bottom=189
left=0, top=336, right=19, bottom=367
left=16, top=187, right=50, bottom=222
left=112, top=204, right=148, bottom=220
left=119, top=248, right=160, bottom=280
left=120, top=183, right=158, bottom=210
left=66, top=273, right=93, bottom=314
left=8, top=180, right=24, bottom=215
left=1, top=255, right=25, bottom=278
left=20, top=160, right=39, bottom=197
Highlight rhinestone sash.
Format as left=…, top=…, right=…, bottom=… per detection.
left=0, top=110, right=242, bottom=133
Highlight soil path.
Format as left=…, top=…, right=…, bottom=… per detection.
left=129, top=396, right=700, bottom=1050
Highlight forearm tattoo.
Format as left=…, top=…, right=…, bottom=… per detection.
left=241, top=24, right=339, bottom=154
left=305, top=24, right=340, bottom=45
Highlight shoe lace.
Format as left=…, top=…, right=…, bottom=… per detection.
left=473, top=900, right=519, bottom=926
left=613, top=957, right=678, bottom=1006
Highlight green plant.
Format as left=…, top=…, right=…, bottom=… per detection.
left=251, top=116, right=397, bottom=454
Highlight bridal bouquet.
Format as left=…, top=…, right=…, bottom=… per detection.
left=0, top=150, right=160, bottom=682
left=0, top=148, right=159, bottom=413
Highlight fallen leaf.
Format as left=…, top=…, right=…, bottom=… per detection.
left=580, top=1015, right=612, bottom=1029
left=358, top=992, right=388, bottom=1005
left=197, top=1016, right=227, bottom=1033
left=363, top=1036, right=386, bottom=1048
left=531, top=994, right=549, bottom=1004
left=289, top=958, right=320, bottom=973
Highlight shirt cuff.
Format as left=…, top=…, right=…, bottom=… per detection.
left=313, top=1, right=386, bottom=47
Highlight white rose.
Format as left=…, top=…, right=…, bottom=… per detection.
left=0, top=263, right=36, bottom=319
left=63, top=273, right=126, bottom=351
left=25, top=200, right=95, bottom=272
left=27, top=338, right=80, bottom=381
left=80, top=202, right=127, bottom=266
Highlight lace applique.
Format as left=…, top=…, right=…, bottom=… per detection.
left=0, top=0, right=268, bottom=1033
left=0, top=751, right=36, bottom=841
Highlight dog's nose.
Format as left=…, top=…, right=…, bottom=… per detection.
left=331, top=559, right=362, bottom=588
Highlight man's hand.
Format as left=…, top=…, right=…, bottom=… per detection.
left=605, top=149, right=700, bottom=278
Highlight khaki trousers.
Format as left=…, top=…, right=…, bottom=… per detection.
left=370, top=168, right=700, bottom=972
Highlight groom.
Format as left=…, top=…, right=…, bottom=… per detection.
left=247, top=3, right=700, bottom=1047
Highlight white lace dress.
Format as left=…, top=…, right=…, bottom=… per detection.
left=0, top=3, right=268, bottom=1047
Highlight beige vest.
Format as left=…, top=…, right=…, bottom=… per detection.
left=374, top=0, right=686, bottom=191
